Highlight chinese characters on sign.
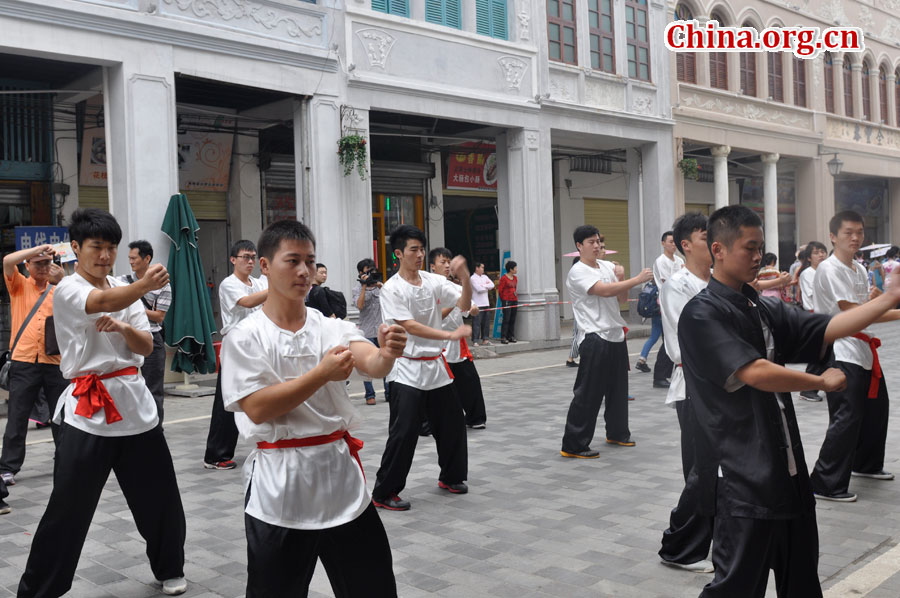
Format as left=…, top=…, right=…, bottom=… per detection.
left=15, top=227, right=69, bottom=252
left=446, top=143, right=498, bottom=192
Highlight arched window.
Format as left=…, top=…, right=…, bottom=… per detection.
left=793, top=57, right=806, bottom=107
left=844, top=58, right=854, bottom=118
left=709, top=12, right=727, bottom=90
left=768, top=53, right=783, bottom=102
left=862, top=61, right=872, bottom=121
left=879, top=66, right=888, bottom=124
left=674, top=4, right=695, bottom=83
left=739, top=21, right=756, bottom=96
left=824, top=52, right=835, bottom=113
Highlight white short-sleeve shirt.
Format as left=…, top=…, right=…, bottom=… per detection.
left=799, top=267, right=816, bottom=311
left=219, top=274, right=268, bottom=336
left=653, top=253, right=685, bottom=288
left=221, top=309, right=371, bottom=530
left=380, top=271, right=461, bottom=390
left=660, top=267, right=709, bottom=405
left=566, top=260, right=627, bottom=345
left=814, top=255, right=873, bottom=370
left=51, top=273, right=157, bottom=436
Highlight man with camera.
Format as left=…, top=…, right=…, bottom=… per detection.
left=1, top=244, right=68, bottom=491
left=353, top=258, right=388, bottom=405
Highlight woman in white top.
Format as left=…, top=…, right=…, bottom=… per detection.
left=796, top=241, right=828, bottom=403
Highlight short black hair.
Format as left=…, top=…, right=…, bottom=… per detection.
left=357, top=258, right=376, bottom=273
left=230, top=239, right=256, bottom=258
left=257, top=220, right=315, bottom=261
left=316, top=263, right=326, bottom=270
left=763, top=252, right=778, bottom=266
left=428, top=247, right=452, bottom=265
left=128, top=240, right=153, bottom=260
left=829, top=210, right=865, bottom=236
left=572, top=256, right=581, bottom=265
left=474, top=261, right=484, bottom=269
left=69, top=208, right=122, bottom=246
left=661, top=230, right=674, bottom=243
left=672, top=212, right=708, bottom=256
left=707, top=205, right=762, bottom=252
left=573, top=224, right=602, bottom=247
left=886, top=245, right=900, bottom=259
left=390, top=224, right=427, bottom=254
left=505, top=260, right=517, bottom=272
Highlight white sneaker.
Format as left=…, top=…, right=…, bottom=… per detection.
left=160, top=577, right=187, bottom=595
left=851, top=470, right=895, bottom=480
left=661, top=558, right=715, bottom=573
left=0, top=472, right=14, bottom=486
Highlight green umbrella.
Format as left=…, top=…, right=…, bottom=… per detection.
left=162, top=193, right=218, bottom=374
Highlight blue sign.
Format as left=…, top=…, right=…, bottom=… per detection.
left=15, top=226, right=69, bottom=251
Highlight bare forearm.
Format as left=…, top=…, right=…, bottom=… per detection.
left=238, top=369, right=328, bottom=424
left=356, top=287, right=366, bottom=310
left=3, top=246, right=47, bottom=276
left=825, top=294, right=900, bottom=343
left=456, top=278, right=472, bottom=312
left=396, top=319, right=452, bottom=341
left=236, top=290, right=267, bottom=308
left=756, top=278, right=785, bottom=290
left=122, top=327, right=154, bottom=357
left=591, top=276, right=643, bottom=298
left=146, top=309, right=166, bottom=323
left=353, top=342, right=395, bottom=378
left=86, top=285, right=151, bottom=314
left=736, top=359, right=827, bottom=392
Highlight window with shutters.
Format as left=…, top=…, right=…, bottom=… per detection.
left=589, top=0, right=614, bottom=73
left=844, top=59, right=854, bottom=117
left=476, top=0, right=508, bottom=39
left=862, top=61, right=872, bottom=121
left=425, top=0, right=461, bottom=28
left=372, top=0, right=409, bottom=17
left=740, top=52, right=756, bottom=96
left=708, top=13, right=727, bottom=90
left=824, top=53, right=835, bottom=113
left=767, top=53, right=783, bottom=102
left=626, top=0, right=650, bottom=81
left=895, top=68, right=900, bottom=127
left=674, top=5, right=695, bottom=83
left=879, top=66, right=888, bottom=124
left=548, top=0, right=577, bottom=64
left=792, top=57, right=806, bottom=107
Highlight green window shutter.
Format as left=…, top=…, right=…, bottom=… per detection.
left=389, top=0, right=409, bottom=16
left=372, top=0, right=388, bottom=13
left=476, top=0, right=491, bottom=35
left=425, top=0, right=442, bottom=23
left=446, top=0, right=462, bottom=29
left=490, top=0, right=507, bottom=40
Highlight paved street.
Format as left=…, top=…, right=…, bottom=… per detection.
left=2, top=325, right=900, bottom=597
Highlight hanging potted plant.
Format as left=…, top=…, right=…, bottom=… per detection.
left=337, top=134, right=368, bottom=180
left=678, top=158, right=699, bottom=181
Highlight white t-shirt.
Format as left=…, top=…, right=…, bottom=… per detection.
left=814, top=255, right=873, bottom=370
left=799, top=267, right=816, bottom=311
left=566, top=260, right=627, bottom=345
left=660, top=267, right=708, bottom=405
left=380, top=270, right=462, bottom=390
left=219, top=273, right=268, bottom=336
left=470, top=273, right=495, bottom=308
left=51, top=273, right=157, bottom=436
left=222, top=309, right=370, bottom=530
left=653, top=253, right=685, bottom=288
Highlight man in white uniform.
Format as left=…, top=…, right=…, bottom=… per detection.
left=810, top=211, right=899, bottom=502
left=657, top=212, right=714, bottom=574
left=561, top=225, right=653, bottom=457
left=18, top=208, right=186, bottom=597
left=372, top=225, right=472, bottom=511
left=203, top=239, right=268, bottom=470
left=222, top=220, right=407, bottom=597
left=637, top=231, right=685, bottom=386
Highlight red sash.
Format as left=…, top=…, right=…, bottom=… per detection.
left=459, top=338, right=474, bottom=362
left=72, top=366, right=139, bottom=424
left=403, top=352, right=455, bottom=379
left=257, top=431, right=365, bottom=479
left=852, top=332, right=882, bottom=399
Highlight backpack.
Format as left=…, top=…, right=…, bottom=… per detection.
left=323, top=288, right=347, bottom=320
left=637, top=282, right=660, bottom=318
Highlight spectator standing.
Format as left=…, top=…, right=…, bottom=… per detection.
left=881, top=246, right=899, bottom=276
left=566, top=256, right=581, bottom=367
left=497, top=261, right=518, bottom=344
left=636, top=231, right=683, bottom=388
left=470, top=262, right=495, bottom=345
left=0, top=244, right=67, bottom=489
left=120, top=240, right=171, bottom=423
left=306, top=262, right=335, bottom=317
left=352, top=258, right=389, bottom=405
left=797, top=241, right=828, bottom=403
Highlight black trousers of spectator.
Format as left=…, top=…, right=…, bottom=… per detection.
left=500, top=300, right=518, bottom=340
left=0, top=361, right=68, bottom=476
left=659, top=398, right=714, bottom=565
left=449, top=360, right=487, bottom=427
left=562, top=334, right=629, bottom=452
left=203, top=370, right=239, bottom=464
left=18, top=424, right=186, bottom=598
left=472, top=309, right=492, bottom=343
left=142, top=330, right=167, bottom=423
left=653, top=334, right=674, bottom=382
left=372, top=382, right=467, bottom=501
left=245, top=503, right=396, bottom=598
left=700, top=481, right=820, bottom=598
left=811, top=361, right=889, bottom=495
left=0, top=476, right=7, bottom=501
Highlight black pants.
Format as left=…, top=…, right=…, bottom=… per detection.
left=562, top=334, right=629, bottom=452
left=142, top=331, right=166, bottom=423
left=449, top=360, right=487, bottom=427
left=660, top=399, right=714, bottom=565
left=472, top=309, right=492, bottom=343
left=0, top=361, right=68, bottom=475
left=500, top=299, right=518, bottom=340
left=204, top=369, right=239, bottom=464
left=18, top=424, right=186, bottom=597
left=653, top=336, right=674, bottom=382
left=373, top=382, right=467, bottom=501
left=810, top=361, right=889, bottom=495
left=245, top=503, right=396, bottom=597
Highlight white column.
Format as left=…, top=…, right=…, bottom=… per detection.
left=761, top=153, right=780, bottom=257
left=227, top=133, right=262, bottom=246
left=103, top=62, right=178, bottom=275
left=887, top=72, right=897, bottom=127
left=833, top=56, right=845, bottom=116
left=711, top=145, right=730, bottom=209
left=852, top=63, right=864, bottom=119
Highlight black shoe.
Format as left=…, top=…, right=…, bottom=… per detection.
left=566, top=360, right=578, bottom=368
left=419, top=424, right=432, bottom=437
left=438, top=481, right=468, bottom=494
left=560, top=449, right=600, bottom=458
left=373, top=494, right=411, bottom=511
left=814, top=491, right=857, bottom=502
left=467, top=423, right=486, bottom=429
left=508, top=337, right=517, bottom=343
left=799, top=391, right=823, bottom=402
left=653, top=380, right=671, bottom=388
left=500, top=339, right=509, bottom=344
left=635, top=360, right=651, bottom=373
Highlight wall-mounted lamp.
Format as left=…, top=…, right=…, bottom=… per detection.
left=827, top=153, right=843, bottom=177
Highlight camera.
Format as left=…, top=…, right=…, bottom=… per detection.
left=359, top=270, right=382, bottom=286
left=52, top=254, right=61, bottom=266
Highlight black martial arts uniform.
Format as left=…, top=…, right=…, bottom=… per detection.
left=679, top=278, right=831, bottom=598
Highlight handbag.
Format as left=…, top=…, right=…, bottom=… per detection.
left=44, top=316, right=59, bottom=356
left=0, top=284, right=53, bottom=390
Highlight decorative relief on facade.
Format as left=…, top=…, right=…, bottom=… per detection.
left=858, top=6, right=875, bottom=33
left=549, top=73, right=575, bottom=101
left=815, top=0, right=847, bottom=23
left=631, top=94, right=653, bottom=115
left=680, top=92, right=812, bottom=129
left=881, top=18, right=900, bottom=41
left=876, top=0, right=900, bottom=13
left=827, top=118, right=900, bottom=150
left=517, top=8, right=531, bottom=41
left=525, top=131, right=539, bottom=149
left=160, top=0, right=323, bottom=41
left=356, top=28, right=396, bottom=69
left=584, top=79, right=624, bottom=111
left=498, top=56, right=529, bottom=91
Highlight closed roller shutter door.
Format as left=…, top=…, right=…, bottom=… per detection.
left=78, top=186, right=109, bottom=211
left=584, top=198, right=630, bottom=310
left=684, top=203, right=711, bottom=216
left=77, top=188, right=226, bottom=220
